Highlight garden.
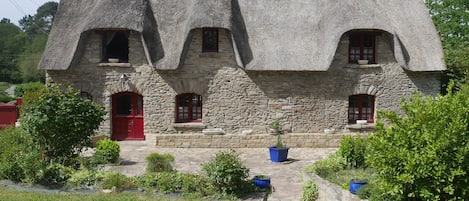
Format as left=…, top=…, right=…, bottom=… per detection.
left=307, top=83, right=469, bottom=200
left=0, top=84, right=321, bottom=201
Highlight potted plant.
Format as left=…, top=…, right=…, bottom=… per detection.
left=253, top=175, right=271, bottom=189
left=268, top=120, right=289, bottom=162
left=349, top=178, right=368, bottom=194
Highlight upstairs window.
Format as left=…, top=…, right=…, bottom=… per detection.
left=102, top=31, right=129, bottom=63
left=176, top=93, right=202, bottom=123
left=202, top=28, right=218, bottom=52
left=348, top=94, right=375, bottom=124
left=349, top=32, right=376, bottom=64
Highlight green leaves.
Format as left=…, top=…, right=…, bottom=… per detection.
left=367, top=84, right=469, bottom=200
left=20, top=84, right=106, bottom=165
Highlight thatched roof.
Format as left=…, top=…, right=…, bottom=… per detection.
left=40, top=0, right=445, bottom=72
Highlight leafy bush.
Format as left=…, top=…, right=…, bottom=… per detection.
left=145, top=152, right=174, bottom=173
left=0, top=92, right=15, bottom=103
left=100, top=172, right=134, bottom=191
left=39, top=164, right=74, bottom=186
left=356, top=183, right=374, bottom=199
left=367, top=83, right=469, bottom=200
left=338, top=135, right=367, bottom=168
left=14, top=82, right=45, bottom=97
left=0, top=127, right=46, bottom=183
left=20, top=84, right=105, bottom=165
left=201, top=150, right=250, bottom=197
left=67, top=169, right=105, bottom=189
left=133, top=172, right=210, bottom=196
left=301, top=179, right=319, bottom=201
left=305, top=152, right=345, bottom=177
left=93, top=138, right=120, bottom=164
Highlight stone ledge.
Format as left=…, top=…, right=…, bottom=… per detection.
left=154, top=133, right=355, bottom=148
left=172, top=122, right=206, bottom=129
left=97, top=63, right=132, bottom=67
left=344, top=64, right=382, bottom=69
left=345, top=124, right=377, bottom=133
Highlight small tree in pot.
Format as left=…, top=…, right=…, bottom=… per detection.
left=268, top=120, right=289, bottom=162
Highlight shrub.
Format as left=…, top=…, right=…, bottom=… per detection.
left=67, top=169, right=104, bottom=189
left=201, top=150, right=250, bottom=197
left=367, top=83, right=469, bottom=200
left=20, top=84, right=105, bottom=165
left=39, top=164, right=74, bottom=187
left=14, top=82, right=45, bottom=97
left=338, top=135, right=367, bottom=168
left=100, top=172, right=134, bottom=191
left=301, top=179, right=319, bottom=201
left=0, top=127, right=46, bottom=183
left=133, top=172, right=210, bottom=196
left=145, top=152, right=174, bottom=173
left=93, top=138, right=120, bottom=164
left=305, top=152, right=345, bottom=177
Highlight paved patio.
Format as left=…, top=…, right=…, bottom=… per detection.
left=108, top=141, right=337, bottom=201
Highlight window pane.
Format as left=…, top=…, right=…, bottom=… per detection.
left=202, top=29, right=218, bottom=52
left=137, top=96, right=143, bottom=115
left=116, top=95, right=131, bottom=115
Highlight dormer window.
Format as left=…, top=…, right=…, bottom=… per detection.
left=349, top=32, right=376, bottom=64
left=101, top=31, right=129, bottom=63
left=202, top=28, right=218, bottom=52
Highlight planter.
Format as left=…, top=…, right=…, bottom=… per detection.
left=349, top=178, right=368, bottom=194
left=253, top=175, right=271, bottom=189
left=269, top=146, right=289, bottom=162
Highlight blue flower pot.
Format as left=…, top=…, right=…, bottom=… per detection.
left=349, top=178, right=368, bottom=194
left=253, top=175, right=271, bottom=189
left=269, top=146, right=289, bottom=162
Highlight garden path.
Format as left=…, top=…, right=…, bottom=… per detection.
left=110, top=141, right=337, bottom=201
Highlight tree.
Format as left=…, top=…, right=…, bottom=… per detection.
left=425, top=0, right=469, bottom=88
left=0, top=20, right=25, bottom=83
left=21, top=85, right=106, bottom=165
left=17, top=34, right=47, bottom=82
left=19, top=1, right=58, bottom=35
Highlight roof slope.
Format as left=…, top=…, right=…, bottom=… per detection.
left=40, top=0, right=445, bottom=71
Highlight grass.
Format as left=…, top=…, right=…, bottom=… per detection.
left=320, top=168, right=376, bottom=189
left=0, top=186, right=207, bottom=201
left=304, top=152, right=376, bottom=190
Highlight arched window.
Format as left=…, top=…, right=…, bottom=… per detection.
left=348, top=94, right=375, bottom=124
left=176, top=93, right=202, bottom=123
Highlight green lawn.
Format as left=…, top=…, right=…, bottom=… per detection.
left=0, top=186, right=206, bottom=201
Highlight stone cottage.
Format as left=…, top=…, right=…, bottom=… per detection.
left=39, top=0, right=445, bottom=147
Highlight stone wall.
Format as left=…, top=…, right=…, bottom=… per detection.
left=46, top=28, right=441, bottom=145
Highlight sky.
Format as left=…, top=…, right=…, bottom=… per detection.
left=1, top=0, right=58, bottom=25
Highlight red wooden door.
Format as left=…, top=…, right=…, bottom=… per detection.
left=112, top=92, right=144, bottom=140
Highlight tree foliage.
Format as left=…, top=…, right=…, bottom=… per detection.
left=367, top=83, right=469, bottom=200
left=0, top=21, right=25, bottom=83
left=20, top=85, right=106, bottom=165
left=425, top=0, right=469, bottom=87
left=0, top=1, right=58, bottom=84
left=19, top=1, right=58, bottom=35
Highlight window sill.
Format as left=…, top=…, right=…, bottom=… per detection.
left=345, top=123, right=377, bottom=133
left=199, top=52, right=220, bottom=58
left=98, top=63, right=131, bottom=67
left=172, top=122, right=206, bottom=129
left=344, top=64, right=381, bottom=69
